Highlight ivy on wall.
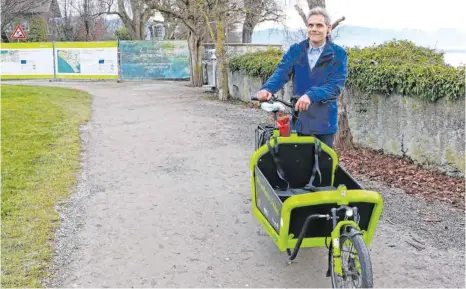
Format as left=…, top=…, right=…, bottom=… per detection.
left=228, top=40, right=465, bottom=102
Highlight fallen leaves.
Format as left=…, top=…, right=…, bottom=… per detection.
left=337, top=147, right=465, bottom=210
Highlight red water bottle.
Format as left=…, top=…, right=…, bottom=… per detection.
left=277, top=115, right=291, bottom=136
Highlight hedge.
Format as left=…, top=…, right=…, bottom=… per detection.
left=228, top=40, right=465, bottom=102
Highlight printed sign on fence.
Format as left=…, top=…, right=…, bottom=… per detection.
left=1, top=43, right=54, bottom=79
left=54, top=41, right=118, bottom=79
left=119, top=40, right=190, bottom=79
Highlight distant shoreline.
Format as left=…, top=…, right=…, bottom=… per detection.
left=251, top=27, right=466, bottom=52
left=250, top=27, right=466, bottom=67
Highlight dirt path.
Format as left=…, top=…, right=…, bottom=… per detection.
left=13, top=80, right=463, bottom=288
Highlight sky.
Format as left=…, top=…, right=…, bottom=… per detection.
left=255, top=0, right=466, bottom=34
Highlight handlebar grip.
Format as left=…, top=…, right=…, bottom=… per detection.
left=251, top=96, right=259, bottom=101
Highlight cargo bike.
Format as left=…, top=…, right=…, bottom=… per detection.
left=250, top=95, right=384, bottom=288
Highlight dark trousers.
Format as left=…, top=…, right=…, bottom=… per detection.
left=298, top=133, right=335, bottom=148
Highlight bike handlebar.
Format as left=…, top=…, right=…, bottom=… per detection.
left=252, top=94, right=301, bottom=133
left=251, top=95, right=296, bottom=108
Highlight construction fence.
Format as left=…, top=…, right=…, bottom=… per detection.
left=0, top=40, right=191, bottom=80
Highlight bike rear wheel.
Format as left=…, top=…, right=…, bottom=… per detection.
left=330, top=227, right=373, bottom=288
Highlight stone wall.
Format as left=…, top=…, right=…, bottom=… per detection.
left=228, top=70, right=465, bottom=177
left=344, top=88, right=465, bottom=177
left=228, top=70, right=292, bottom=102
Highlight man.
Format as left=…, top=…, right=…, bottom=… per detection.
left=256, top=7, right=348, bottom=148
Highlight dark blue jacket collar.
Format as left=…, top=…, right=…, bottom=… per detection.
left=299, top=38, right=335, bottom=59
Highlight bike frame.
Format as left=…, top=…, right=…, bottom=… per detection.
left=250, top=95, right=384, bottom=279
left=250, top=98, right=383, bottom=251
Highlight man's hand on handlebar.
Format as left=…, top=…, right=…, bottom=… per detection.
left=295, top=94, right=311, bottom=111
left=256, top=89, right=272, bottom=101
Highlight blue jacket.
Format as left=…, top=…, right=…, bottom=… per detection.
left=261, top=39, right=348, bottom=135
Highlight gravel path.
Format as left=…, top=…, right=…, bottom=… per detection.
left=12, top=80, right=463, bottom=288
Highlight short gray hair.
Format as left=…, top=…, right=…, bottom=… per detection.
left=308, top=7, right=331, bottom=25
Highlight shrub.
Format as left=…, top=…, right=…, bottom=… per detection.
left=229, top=47, right=283, bottom=80
left=114, top=27, right=132, bottom=40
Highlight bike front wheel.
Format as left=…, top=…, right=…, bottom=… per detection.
left=330, top=228, right=373, bottom=288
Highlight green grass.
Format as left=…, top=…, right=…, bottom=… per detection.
left=1, top=84, right=92, bottom=288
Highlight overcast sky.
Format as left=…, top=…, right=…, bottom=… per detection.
left=256, top=0, right=466, bottom=33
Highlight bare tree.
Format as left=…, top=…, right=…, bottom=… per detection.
left=157, top=11, right=188, bottom=40
left=294, top=0, right=345, bottom=31
left=97, top=0, right=240, bottom=89
left=0, top=0, right=50, bottom=40
left=143, top=0, right=211, bottom=87
left=96, top=0, right=153, bottom=40
left=197, top=0, right=241, bottom=100
left=95, top=0, right=207, bottom=85
left=97, top=0, right=187, bottom=41
left=241, top=0, right=284, bottom=43
left=105, top=15, right=123, bottom=36
left=55, top=0, right=76, bottom=40
left=69, top=0, right=108, bottom=40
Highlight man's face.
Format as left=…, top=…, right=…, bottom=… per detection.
left=307, top=14, right=331, bottom=46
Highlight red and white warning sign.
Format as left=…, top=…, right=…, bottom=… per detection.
left=11, top=24, right=27, bottom=39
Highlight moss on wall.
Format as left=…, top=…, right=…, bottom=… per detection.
left=445, top=147, right=465, bottom=172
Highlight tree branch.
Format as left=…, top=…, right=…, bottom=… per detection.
left=295, top=1, right=345, bottom=29
left=149, top=4, right=197, bottom=33
left=331, top=16, right=345, bottom=29
left=294, top=4, right=307, bottom=26
left=117, top=0, right=132, bottom=25
left=90, top=0, right=123, bottom=19
left=198, top=0, right=216, bottom=40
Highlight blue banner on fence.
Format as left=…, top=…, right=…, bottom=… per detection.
left=119, top=40, right=190, bottom=80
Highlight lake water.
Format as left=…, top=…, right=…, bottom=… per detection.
left=443, top=52, right=466, bottom=67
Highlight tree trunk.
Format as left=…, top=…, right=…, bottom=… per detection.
left=242, top=15, right=254, bottom=43
left=139, top=21, right=145, bottom=40
left=215, top=19, right=229, bottom=101
left=124, top=23, right=138, bottom=40
left=188, top=32, right=203, bottom=87
left=83, top=0, right=90, bottom=41
left=134, top=23, right=141, bottom=40
left=117, top=17, right=148, bottom=40
left=164, top=23, right=177, bottom=40
left=334, top=91, right=355, bottom=151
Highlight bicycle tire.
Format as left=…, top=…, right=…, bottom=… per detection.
left=330, top=227, right=373, bottom=288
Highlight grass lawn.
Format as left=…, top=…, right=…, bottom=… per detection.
left=1, top=84, right=92, bottom=288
